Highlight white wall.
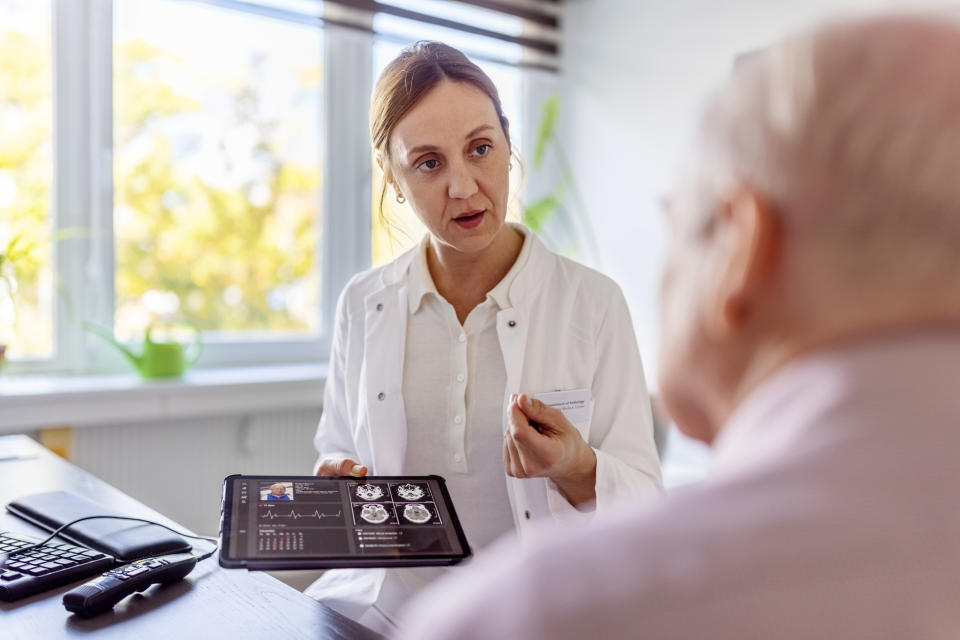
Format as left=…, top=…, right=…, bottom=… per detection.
left=560, top=0, right=960, bottom=383
left=67, top=409, right=321, bottom=536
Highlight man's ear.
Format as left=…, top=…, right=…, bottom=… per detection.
left=709, top=186, right=781, bottom=336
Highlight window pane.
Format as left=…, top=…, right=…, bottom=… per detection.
left=0, top=1, right=54, bottom=360
left=371, top=36, right=523, bottom=266
left=114, top=0, right=322, bottom=342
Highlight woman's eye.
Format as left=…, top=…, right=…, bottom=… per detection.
left=474, top=144, right=490, bottom=156
left=418, top=158, right=439, bottom=171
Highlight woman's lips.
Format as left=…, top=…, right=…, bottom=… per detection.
left=453, top=210, right=485, bottom=229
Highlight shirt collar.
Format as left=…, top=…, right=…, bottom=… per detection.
left=407, top=223, right=533, bottom=315
left=709, top=331, right=960, bottom=475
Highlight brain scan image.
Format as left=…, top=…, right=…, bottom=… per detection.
left=355, top=484, right=384, bottom=501
left=403, top=504, right=432, bottom=524
left=360, top=503, right=390, bottom=524
left=396, top=483, right=425, bottom=501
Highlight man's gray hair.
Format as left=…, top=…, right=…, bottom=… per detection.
left=697, top=13, right=960, bottom=276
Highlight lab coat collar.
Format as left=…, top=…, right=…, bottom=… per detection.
left=407, top=235, right=436, bottom=315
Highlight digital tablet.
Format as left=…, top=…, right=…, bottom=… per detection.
left=219, top=474, right=471, bottom=570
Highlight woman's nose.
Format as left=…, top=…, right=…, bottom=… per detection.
left=447, top=160, right=479, bottom=200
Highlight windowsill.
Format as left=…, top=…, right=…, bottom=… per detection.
left=0, top=363, right=328, bottom=433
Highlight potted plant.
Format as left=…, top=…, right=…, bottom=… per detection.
left=0, top=232, right=35, bottom=372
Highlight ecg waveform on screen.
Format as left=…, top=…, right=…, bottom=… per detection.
left=260, top=509, right=342, bottom=521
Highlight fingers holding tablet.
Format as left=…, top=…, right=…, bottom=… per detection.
left=316, top=457, right=367, bottom=477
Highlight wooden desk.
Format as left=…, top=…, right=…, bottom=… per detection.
left=0, top=435, right=382, bottom=639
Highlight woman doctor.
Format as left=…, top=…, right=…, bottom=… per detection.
left=308, top=41, right=661, bottom=632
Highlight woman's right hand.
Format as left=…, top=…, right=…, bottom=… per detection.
left=315, top=458, right=368, bottom=477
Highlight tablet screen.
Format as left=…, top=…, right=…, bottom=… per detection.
left=219, top=475, right=471, bottom=569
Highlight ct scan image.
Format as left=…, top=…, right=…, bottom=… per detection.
left=352, top=502, right=399, bottom=526
left=351, top=482, right=389, bottom=502
left=391, top=482, right=432, bottom=502
left=401, top=502, right=440, bottom=525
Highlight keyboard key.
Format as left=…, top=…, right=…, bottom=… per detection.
left=0, top=533, right=114, bottom=602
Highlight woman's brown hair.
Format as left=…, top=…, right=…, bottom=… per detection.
left=371, top=41, right=511, bottom=218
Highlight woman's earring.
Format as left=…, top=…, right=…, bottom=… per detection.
left=396, top=192, right=406, bottom=204
left=508, top=161, right=513, bottom=171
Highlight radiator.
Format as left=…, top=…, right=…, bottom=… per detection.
left=63, top=409, right=322, bottom=537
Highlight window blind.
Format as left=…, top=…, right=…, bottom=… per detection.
left=188, top=0, right=562, bottom=71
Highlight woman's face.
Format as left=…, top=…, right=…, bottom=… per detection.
left=386, top=80, right=511, bottom=256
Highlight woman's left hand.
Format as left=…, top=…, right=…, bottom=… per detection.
left=503, top=393, right=597, bottom=507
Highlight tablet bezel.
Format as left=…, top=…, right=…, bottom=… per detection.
left=219, top=474, right=472, bottom=570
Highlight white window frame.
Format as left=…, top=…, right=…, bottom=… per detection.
left=4, top=0, right=549, bottom=378
left=6, top=0, right=373, bottom=376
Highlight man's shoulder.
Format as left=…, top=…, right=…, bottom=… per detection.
left=402, top=466, right=869, bottom=638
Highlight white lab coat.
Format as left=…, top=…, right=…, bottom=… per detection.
left=309, top=225, right=661, bottom=616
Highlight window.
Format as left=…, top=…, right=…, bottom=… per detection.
left=0, top=0, right=557, bottom=376
left=114, top=0, right=322, bottom=343
left=0, top=1, right=54, bottom=361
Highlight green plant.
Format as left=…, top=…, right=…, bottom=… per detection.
left=522, top=96, right=600, bottom=263
left=0, top=232, right=36, bottom=370
left=0, top=227, right=83, bottom=360
left=0, top=231, right=35, bottom=319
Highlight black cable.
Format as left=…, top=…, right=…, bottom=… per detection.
left=0, top=514, right=219, bottom=568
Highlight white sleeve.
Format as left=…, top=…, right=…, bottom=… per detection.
left=546, top=284, right=662, bottom=517
left=312, top=284, right=361, bottom=473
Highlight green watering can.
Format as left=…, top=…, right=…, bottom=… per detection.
left=84, top=322, right=202, bottom=378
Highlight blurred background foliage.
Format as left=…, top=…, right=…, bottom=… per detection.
left=113, top=35, right=321, bottom=341
left=2, top=8, right=324, bottom=358
left=0, top=22, right=53, bottom=358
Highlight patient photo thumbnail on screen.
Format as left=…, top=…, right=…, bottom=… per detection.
left=260, top=481, right=294, bottom=501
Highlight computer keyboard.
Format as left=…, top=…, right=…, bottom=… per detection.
left=0, top=531, right=114, bottom=601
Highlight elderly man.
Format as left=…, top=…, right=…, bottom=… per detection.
left=398, top=13, right=960, bottom=639
left=267, top=483, right=291, bottom=500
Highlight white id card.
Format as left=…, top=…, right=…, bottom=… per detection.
left=532, top=388, right=591, bottom=425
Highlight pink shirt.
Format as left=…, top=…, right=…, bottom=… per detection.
left=398, top=332, right=960, bottom=639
